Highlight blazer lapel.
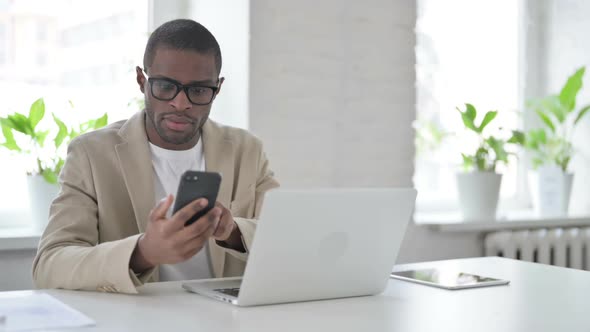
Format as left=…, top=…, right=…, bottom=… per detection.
left=202, top=120, right=235, bottom=278
left=115, top=111, right=156, bottom=234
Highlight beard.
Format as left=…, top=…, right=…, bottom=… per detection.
left=145, top=100, right=204, bottom=145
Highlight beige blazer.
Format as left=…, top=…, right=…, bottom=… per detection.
left=32, top=111, right=279, bottom=294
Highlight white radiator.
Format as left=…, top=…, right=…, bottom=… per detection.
left=484, top=228, right=590, bottom=270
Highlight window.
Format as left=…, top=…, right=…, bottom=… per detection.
left=414, top=0, right=524, bottom=212
left=0, top=0, right=148, bottom=226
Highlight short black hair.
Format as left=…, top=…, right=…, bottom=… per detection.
left=143, top=19, right=222, bottom=75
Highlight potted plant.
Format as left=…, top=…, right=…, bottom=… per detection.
left=455, top=103, right=517, bottom=221
left=511, top=66, right=590, bottom=217
left=0, top=98, right=107, bottom=230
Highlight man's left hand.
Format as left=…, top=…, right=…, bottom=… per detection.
left=213, top=202, right=245, bottom=252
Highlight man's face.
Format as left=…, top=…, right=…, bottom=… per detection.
left=137, top=48, right=223, bottom=150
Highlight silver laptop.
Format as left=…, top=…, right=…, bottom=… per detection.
left=182, top=188, right=417, bottom=306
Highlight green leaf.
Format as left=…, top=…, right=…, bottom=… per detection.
left=0, top=120, right=21, bottom=151
left=535, top=109, right=556, bottom=133
left=52, top=114, right=68, bottom=149
left=93, top=113, right=108, bottom=129
left=478, top=111, right=497, bottom=132
left=69, top=128, right=79, bottom=140
left=530, top=96, right=566, bottom=124
left=464, top=104, right=477, bottom=120
left=0, top=117, right=13, bottom=129
left=78, top=114, right=107, bottom=134
left=474, top=147, right=489, bottom=171
left=532, top=129, right=547, bottom=144
left=526, top=129, right=547, bottom=150
left=560, top=156, right=571, bottom=172
left=41, top=168, right=58, bottom=184
left=457, top=104, right=478, bottom=132
left=487, top=137, right=508, bottom=163
left=574, top=104, right=590, bottom=125
left=546, top=96, right=567, bottom=123
left=559, top=66, right=585, bottom=112
left=6, top=113, right=33, bottom=135
left=54, top=158, right=65, bottom=175
left=28, top=98, right=45, bottom=130
left=461, top=153, right=474, bottom=171
left=36, top=130, right=50, bottom=148
left=0, top=142, right=19, bottom=151
left=80, top=120, right=92, bottom=133
left=508, top=130, right=525, bottom=145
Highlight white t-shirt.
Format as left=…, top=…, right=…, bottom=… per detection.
left=149, top=138, right=213, bottom=281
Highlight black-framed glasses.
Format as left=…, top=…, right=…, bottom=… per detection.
left=142, top=70, right=220, bottom=106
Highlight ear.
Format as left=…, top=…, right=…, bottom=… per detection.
left=215, top=77, right=225, bottom=97
left=136, top=66, right=146, bottom=93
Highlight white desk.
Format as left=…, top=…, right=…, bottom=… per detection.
left=6, top=257, right=590, bottom=331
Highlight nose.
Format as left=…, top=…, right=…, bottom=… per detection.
left=169, top=88, right=192, bottom=111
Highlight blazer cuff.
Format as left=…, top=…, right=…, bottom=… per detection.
left=112, top=234, right=154, bottom=294
left=127, top=234, right=157, bottom=288
left=90, top=234, right=142, bottom=294
left=216, top=217, right=253, bottom=261
left=129, top=267, right=156, bottom=287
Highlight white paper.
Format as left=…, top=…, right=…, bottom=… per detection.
left=0, top=291, right=95, bottom=331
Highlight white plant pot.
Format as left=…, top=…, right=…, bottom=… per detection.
left=456, top=172, right=502, bottom=222
left=27, top=175, right=59, bottom=232
left=528, top=166, right=573, bottom=217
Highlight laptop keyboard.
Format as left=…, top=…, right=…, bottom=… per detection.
left=214, top=287, right=240, bottom=297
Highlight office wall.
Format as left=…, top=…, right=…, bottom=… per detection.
left=0, top=250, right=35, bottom=290
left=249, top=0, right=415, bottom=188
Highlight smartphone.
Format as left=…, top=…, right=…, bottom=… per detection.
left=172, top=171, right=222, bottom=226
left=390, top=268, right=509, bottom=290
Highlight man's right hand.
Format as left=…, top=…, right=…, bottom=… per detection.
left=130, top=194, right=222, bottom=273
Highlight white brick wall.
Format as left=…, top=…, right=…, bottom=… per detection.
left=249, top=0, right=416, bottom=187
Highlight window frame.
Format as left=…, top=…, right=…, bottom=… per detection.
left=414, top=0, right=532, bottom=214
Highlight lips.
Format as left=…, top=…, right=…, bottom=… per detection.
left=163, top=116, right=193, bottom=132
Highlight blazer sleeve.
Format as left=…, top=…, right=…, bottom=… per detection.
left=32, top=138, right=153, bottom=294
left=220, top=145, right=279, bottom=261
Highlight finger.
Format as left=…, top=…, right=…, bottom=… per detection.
left=149, top=194, right=173, bottom=221
left=213, top=201, right=231, bottom=231
left=213, top=213, right=233, bottom=240
left=168, top=230, right=207, bottom=262
left=175, top=218, right=220, bottom=260
left=217, top=223, right=235, bottom=241
left=168, top=198, right=209, bottom=230
left=179, top=237, right=208, bottom=261
left=182, top=207, right=222, bottom=240
left=214, top=201, right=228, bottom=211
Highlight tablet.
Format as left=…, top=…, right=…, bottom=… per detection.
left=390, top=268, right=509, bottom=290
